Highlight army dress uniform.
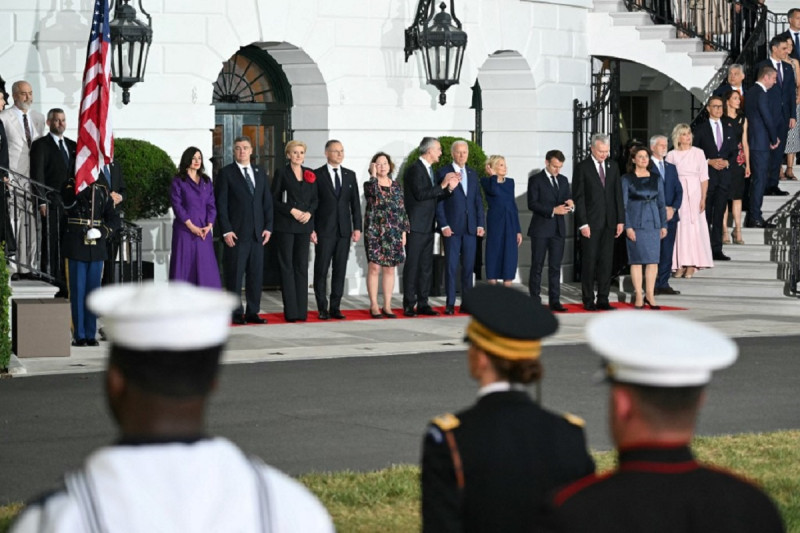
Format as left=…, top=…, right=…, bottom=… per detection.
left=420, top=285, right=595, bottom=533
left=61, top=177, right=116, bottom=345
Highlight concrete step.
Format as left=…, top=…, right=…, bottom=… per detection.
left=609, top=12, right=651, bottom=26
left=688, top=51, right=727, bottom=68
left=592, top=0, right=626, bottom=12
left=708, top=260, right=782, bottom=280
left=636, top=25, right=675, bottom=39
left=668, top=275, right=787, bottom=297
left=663, top=38, right=702, bottom=53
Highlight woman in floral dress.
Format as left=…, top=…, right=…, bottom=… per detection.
left=363, top=152, right=410, bottom=318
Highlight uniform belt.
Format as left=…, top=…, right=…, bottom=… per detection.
left=67, top=218, right=102, bottom=226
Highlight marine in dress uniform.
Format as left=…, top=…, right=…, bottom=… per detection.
left=10, top=283, right=334, bottom=533
left=538, top=312, right=785, bottom=533
left=420, top=285, right=595, bottom=533
left=61, top=177, right=117, bottom=346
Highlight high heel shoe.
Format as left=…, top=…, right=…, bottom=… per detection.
left=733, top=229, right=745, bottom=245
left=673, top=268, right=686, bottom=278
left=644, top=297, right=661, bottom=310
left=381, top=308, right=397, bottom=318
left=633, top=292, right=644, bottom=309
left=722, top=232, right=731, bottom=244
left=685, top=266, right=696, bottom=279
left=370, top=308, right=384, bottom=319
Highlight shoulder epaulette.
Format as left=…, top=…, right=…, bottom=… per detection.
left=563, top=412, right=586, bottom=428
left=431, top=413, right=460, bottom=431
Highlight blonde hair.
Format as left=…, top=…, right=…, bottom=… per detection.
left=671, top=124, right=692, bottom=149
left=284, top=140, right=307, bottom=157
left=486, top=155, right=506, bottom=172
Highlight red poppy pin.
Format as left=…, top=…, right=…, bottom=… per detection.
left=303, top=170, right=316, bottom=183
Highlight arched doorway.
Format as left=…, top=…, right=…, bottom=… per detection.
left=212, top=45, right=292, bottom=287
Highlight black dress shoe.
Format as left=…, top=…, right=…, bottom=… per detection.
left=370, top=310, right=384, bottom=319
left=86, top=339, right=99, bottom=347
left=655, top=286, right=681, bottom=295
left=245, top=314, right=267, bottom=324
left=71, top=339, right=87, bottom=347
left=763, top=220, right=777, bottom=228
left=417, top=306, right=440, bottom=316
left=644, top=298, right=661, bottom=310
left=549, top=303, right=569, bottom=312
left=583, top=303, right=597, bottom=311
left=765, top=187, right=790, bottom=196
left=10, top=273, right=20, bottom=281
left=329, top=310, right=346, bottom=319
left=403, top=307, right=417, bottom=317
left=318, top=310, right=330, bottom=320
left=231, top=315, right=246, bottom=325
left=712, top=252, right=731, bottom=261
left=596, top=302, right=616, bottom=311
left=381, top=309, right=397, bottom=318
left=444, top=305, right=455, bottom=315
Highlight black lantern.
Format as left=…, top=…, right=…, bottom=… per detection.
left=109, top=0, right=152, bottom=105
left=404, top=1, right=468, bottom=105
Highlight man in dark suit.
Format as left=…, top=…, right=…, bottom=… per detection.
left=101, top=158, right=125, bottom=284
left=573, top=133, right=624, bottom=311
left=311, top=140, right=362, bottom=320
left=757, top=34, right=795, bottom=197
left=215, top=136, right=273, bottom=325
left=403, top=137, right=455, bottom=317
left=650, top=135, right=683, bottom=296
left=435, top=140, right=484, bottom=315
left=779, top=8, right=800, bottom=62
left=693, top=96, right=738, bottom=261
left=30, top=108, right=76, bottom=295
left=539, top=313, right=784, bottom=533
left=0, top=88, right=16, bottom=260
left=527, top=150, right=573, bottom=312
left=744, top=65, right=780, bottom=228
left=421, top=285, right=594, bottom=532
left=712, top=64, right=746, bottom=98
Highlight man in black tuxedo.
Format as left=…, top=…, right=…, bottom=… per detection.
left=745, top=65, right=781, bottom=228
left=215, top=136, right=273, bottom=325
left=30, top=108, right=76, bottom=295
left=573, top=134, right=624, bottom=311
left=527, top=150, right=573, bottom=312
left=311, top=140, right=362, bottom=320
left=402, top=137, right=455, bottom=317
left=756, top=34, right=795, bottom=197
left=693, top=96, right=738, bottom=261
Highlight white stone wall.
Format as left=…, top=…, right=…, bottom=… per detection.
left=0, top=0, right=593, bottom=291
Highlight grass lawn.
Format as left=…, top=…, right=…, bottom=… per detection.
left=2, top=431, right=798, bottom=532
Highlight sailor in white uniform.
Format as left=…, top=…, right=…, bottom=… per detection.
left=11, top=282, right=334, bottom=533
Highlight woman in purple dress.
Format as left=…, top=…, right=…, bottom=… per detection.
left=168, top=147, right=221, bottom=288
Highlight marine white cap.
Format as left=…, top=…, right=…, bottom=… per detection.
left=87, top=282, right=238, bottom=350
left=586, top=312, right=738, bottom=387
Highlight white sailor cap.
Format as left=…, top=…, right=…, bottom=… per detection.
left=586, top=312, right=738, bottom=387
left=87, top=282, right=238, bottom=350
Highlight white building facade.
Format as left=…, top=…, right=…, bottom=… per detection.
left=3, top=0, right=729, bottom=293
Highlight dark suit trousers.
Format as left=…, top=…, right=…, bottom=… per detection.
left=443, top=234, right=476, bottom=305
left=313, top=235, right=350, bottom=312
left=223, top=234, right=264, bottom=317
left=529, top=235, right=565, bottom=305
left=705, top=171, right=730, bottom=254
left=657, top=219, right=678, bottom=289
left=749, top=150, right=770, bottom=221
left=580, top=227, right=614, bottom=305
left=403, top=230, right=434, bottom=309
left=768, top=132, right=788, bottom=190
left=276, top=231, right=310, bottom=321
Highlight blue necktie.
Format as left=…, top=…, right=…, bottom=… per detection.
left=460, top=167, right=467, bottom=195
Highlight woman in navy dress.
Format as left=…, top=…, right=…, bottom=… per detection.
left=623, top=146, right=667, bottom=309
left=168, top=147, right=221, bottom=288
left=272, top=140, right=318, bottom=322
left=480, top=155, right=522, bottom=286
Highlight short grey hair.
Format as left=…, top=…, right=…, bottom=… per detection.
left=591, top=133, right=610, bottom=147
left=11, top=80, right=31, bottom=95
left=419, top=136, right=439, bottom=155
left=450, top=139, right=468, bottom=155
left=729, top=64, right=744, bottom=75
left=649, top=134, right=668, bottom=147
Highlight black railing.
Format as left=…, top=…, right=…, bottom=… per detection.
left=1, top=165, right=143, bottom=287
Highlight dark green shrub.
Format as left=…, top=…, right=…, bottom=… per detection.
left=113, top=138, right=177, bottom=220
left=0, top=247, right=10, bottom=371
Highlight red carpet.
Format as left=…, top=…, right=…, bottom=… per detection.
left=233, top=302, right=686, bottom=326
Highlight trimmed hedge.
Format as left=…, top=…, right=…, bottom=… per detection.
left=113, top=138, right=176, bottom=220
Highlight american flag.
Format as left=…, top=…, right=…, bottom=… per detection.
left=74, top=0, right=113, bottom=193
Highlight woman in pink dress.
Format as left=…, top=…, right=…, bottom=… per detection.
left=665, top=124, right=714, bottom=278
